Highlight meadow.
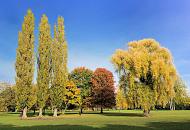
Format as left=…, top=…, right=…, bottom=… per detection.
left=0, top=110, right=190, bottom=130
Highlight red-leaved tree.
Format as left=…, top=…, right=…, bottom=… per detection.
left=91, top=68, right=115, bottom=113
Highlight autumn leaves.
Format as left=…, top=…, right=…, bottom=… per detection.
left=111, top=39, right=177, bottom=116
left=15, top=10, right=115, bottom=119
left=15, top=9, right=179, bottom=119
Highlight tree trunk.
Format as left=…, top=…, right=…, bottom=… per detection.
left=143, top=110, right=149, bottom=117
left=80, top=108, right=83, bottom=114
left=100, top=107, right=103, bottom=114
left=53, top=108, right=57, bottom=117
left=170, top=98, right=173, bottom=110
left=39, top=108, right=43, bottom=117
left=79, top=107, right=83, bottom=115
left=63, top=104, right=68, bottom=114
left=22, top=107, right=27, bottom=119
left=33, top=109, right=36, bottom=115
left=43, top=108, right=45, bottom=115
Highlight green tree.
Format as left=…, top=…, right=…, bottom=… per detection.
left=0, top=82, right=12, bottom=112
left=0, top=96, right=6, bottom=112
left=112, top=39, right=177, bottom=116
left=0, top=86, right=16, bottom=112
left=50, top=16, right=68, bottom=117
left=37, top=14, right=52, bottom=117
left=170, top=76, right=188, bottom=110
left=69, top=67, right=93, bottom=114
left=91, top=68, right=115, bottom=113
left=15, top=9, right=35, bottom=119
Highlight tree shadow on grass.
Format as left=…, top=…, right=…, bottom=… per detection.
left=0, top=121, right=190, bottom=130
left=71, top=111, right=143, bottom=117
left=7, top=112, right=57, bottom=117
left=101, top=112, right=143, bottom=117
left=78, top=112, right=144, bottom=117
left=148, top=121, right=190, bottom=130
left=0, top=124, right=150, bottom=130
left=6, top=110, right=143, bottom=117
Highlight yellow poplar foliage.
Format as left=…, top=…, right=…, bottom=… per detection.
left=57, top=17, right=68, bottom=83
left=15, top=9, right=36, bottom=110
left=50, top=16, right=68, bottom=108
left=37, top=14, right=51, bottom=109
left=112, top=39, right=177, bottom=111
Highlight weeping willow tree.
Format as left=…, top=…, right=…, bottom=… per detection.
left=112, top=39, right=177, bottom=116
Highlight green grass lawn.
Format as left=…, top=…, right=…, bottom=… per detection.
left=0, top=110, right=190, bottom=130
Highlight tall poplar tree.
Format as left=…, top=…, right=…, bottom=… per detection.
left=37, top=14, right=51, bottom=117
left=15, top=9, right=35, bottom=119
left=57, top=17, right=68, bottom=82
left=50, top=17, right=68, bottom=117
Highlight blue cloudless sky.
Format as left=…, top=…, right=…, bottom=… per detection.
left=0, top=0, right=190, bottom=92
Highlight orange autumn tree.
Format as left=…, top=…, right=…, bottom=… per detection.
left=91, top=68, right=115, bottom=113
left=112, top=39, right=177, bottom=116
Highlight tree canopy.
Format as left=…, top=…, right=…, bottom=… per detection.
left=91, top=68, right=115, bottom=113
left=69, top=67, right=93, bottom=113
left=112, top=39, right=177, bottom=116
left=50, top=16, right=68, bottom=117
left=15, top=9, right=35, bottom=119
left=37, top=14, right=52, bottom=117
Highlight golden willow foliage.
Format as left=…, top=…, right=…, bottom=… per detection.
left=50, top=16, right=68, bottom=117
left=37, top=14, right=51, bottom=117
left=112, top=39, right=177, bottom=114
left=15, top=9, right=36, bottom=118
left=116, top=87, right=128, bottom=109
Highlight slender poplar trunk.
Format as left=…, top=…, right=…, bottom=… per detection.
left=53, top=108, right=57, bottom=117
left=22, top=107, right=27, bottom=119
left=39, top=108, right=43, bottom=117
